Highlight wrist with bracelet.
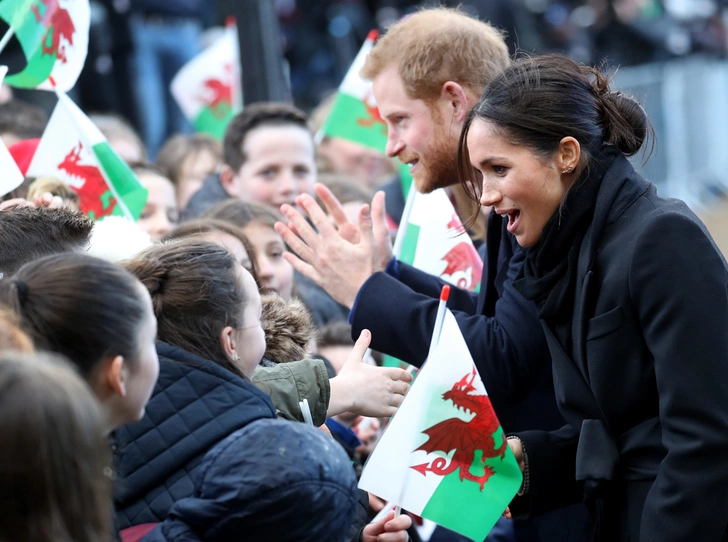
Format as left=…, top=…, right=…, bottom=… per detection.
left=506, top=435, right=530, bottom=496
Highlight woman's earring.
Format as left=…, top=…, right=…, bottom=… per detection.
left=562, top=166, right=574, bottom=174
left=233, top=352, right=240, bottom=362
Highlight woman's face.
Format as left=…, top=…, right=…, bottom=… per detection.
left=121, top=284, right=160, bottom=425
left=242, top=222, right=294, bottom=300
left=467, top=119, right=566, bottom=248
left=232, top=266, right=266, bottom=378
left=137, top=173, right=179, bottom=242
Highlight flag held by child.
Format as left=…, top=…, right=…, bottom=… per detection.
left=359, top=310, right=522, bottom=541
left=0, top=0, right=90, bottom=91
left=27, top=91, right=147, bottom=221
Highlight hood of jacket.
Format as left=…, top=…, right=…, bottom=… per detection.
left=114, top=342, right=276, bottom=529
left=143, top=419, right=359, bottom=542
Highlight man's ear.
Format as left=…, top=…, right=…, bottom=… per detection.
left=441, top=81, right=470, bottom=124
left=105, top=355, right=127, bottom=398
left=220, top=325, right=238, bottom=363
left=220, top=165, right=239, bottom=197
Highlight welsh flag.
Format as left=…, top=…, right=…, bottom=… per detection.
left=321, top=30, right=387, bottom=152
left=359, top=310, right=522, bottom=541
left=0, top=0, right=89, bottom=91
left=0, top=65, right=23, bottom=197
left=171, top=23, right=242, bottom=140
left=27, top=91, right=147, bottom=221
left=399, top=189, right=483, bottom=292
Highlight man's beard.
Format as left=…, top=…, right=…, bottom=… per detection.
left=410, top=130, right=460, bottom=194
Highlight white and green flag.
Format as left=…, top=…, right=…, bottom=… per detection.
left=171, top=24, right=242, bottom=140
left=359, top=310, right=522, bottom=541
left=0, top=65, right=23, bottom=197
left=398, top=188, right=483, bottom=292
left=0, top=0, right=90, bottom=91
left=321, top=29, right=388, bottom=152
left=27, top=91, right=147, bottom=220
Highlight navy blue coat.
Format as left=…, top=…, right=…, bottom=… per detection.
left=351, top=212, right=564, bottom=434
left=142, top=418, right=359, bottom=542
left=114, top=343, right=277, bottom=530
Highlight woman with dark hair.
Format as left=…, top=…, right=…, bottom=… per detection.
left=0, top=252, right=159, bottom=432
left=116, top=239, right=411, bottom=536
left=459, top=54, right=728, bottom=540
left=0, top=352, right=115, bottom=542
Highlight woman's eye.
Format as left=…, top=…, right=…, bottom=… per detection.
left=493, top=165, right=508, bottom=176
left=294, top=166, right=310, bottom=176
left=260, top=169, right=276, bottom=178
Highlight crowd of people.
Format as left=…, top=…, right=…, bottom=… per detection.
left=1, top=4, right=728, bottom=542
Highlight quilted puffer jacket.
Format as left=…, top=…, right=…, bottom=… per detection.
left=142, top=418, right=359, bottom=542
left=114, top=343, right=279, bottom=529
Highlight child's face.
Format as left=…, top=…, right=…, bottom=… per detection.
left=232, top=125, right=316, bottom=210
left=137, top=173, right=179, bottom=241
left=242, top=222, right=294, bottom=300
left=233, top=267, right=266, bottom=378
left=177, top=150, right=219, bottom=209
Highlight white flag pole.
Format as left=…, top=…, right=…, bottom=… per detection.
left=391, top=182, right=417, bottom=259
left=394, top=284, right=450, bottom=519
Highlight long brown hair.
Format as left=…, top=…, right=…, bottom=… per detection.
left=0, top=252, right=149, bottom=379
left=0, top=352, right=112, bottom=542
left=124, top=239, right=249, bottom=378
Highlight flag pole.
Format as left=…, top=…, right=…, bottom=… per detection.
left=394, top=284, right=450, bottom=519
left=391, top=183, right=417, bottom=258
left=0, top=27, right=14, bottom=55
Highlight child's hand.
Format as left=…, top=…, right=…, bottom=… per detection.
left=328, top=330, right=412, bottom=418
left=362, top=510, right=411, bottom=542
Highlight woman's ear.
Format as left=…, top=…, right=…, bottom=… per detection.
left=103, top=355, right=127, bottom=398
left=220, top=325, right=239, bottom=363
left=558, top=137, right=581, bottom=174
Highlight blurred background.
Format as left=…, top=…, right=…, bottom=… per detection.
left=8, top=0, right=728, bottom=247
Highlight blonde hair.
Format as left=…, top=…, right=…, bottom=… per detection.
left=27, top=176, right=80, bottom=209
left=361, top=7, right=510, bottom=102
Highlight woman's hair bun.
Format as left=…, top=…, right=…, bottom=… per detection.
left=601, top=90, right=651, bottom=156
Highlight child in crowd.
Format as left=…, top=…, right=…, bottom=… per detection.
left=183, top=102, right=316, bottom=219
left=90, top=113, right=147, bottom=164
left=117, top=239, right=411, bottom=539
left=156, top=133, right=222, bottom=209
left=202, top=199, right=350, bottom=326
left=132, top=165, right=179, bottom=242
left=0, top=353, right=114, bottom=542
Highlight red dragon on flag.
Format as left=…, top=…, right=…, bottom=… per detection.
left=356, top=90, right=387, bottom=134
left=411, top=367, right=507, bottom=491
left=31, top=0, right=75, bottom=63
left=58, top=142, right=116, bottom=220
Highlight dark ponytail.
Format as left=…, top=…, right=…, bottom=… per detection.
left=0, top=253, right=147, bottom=379
left=458, top=54, right=653, bottom=205
left=124, top=239, right=249, bottom=378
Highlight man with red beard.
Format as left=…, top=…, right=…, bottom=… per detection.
left=276, top=9, right=589, bottom=541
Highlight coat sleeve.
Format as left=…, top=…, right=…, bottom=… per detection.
left=350, top=251, right=548, bottom=405
left=251, top=359, right=330, bottom=426
left=395, top=261, right=479, bottom=313
left=630, top=212, right=728, bottom=540
left=509, top=424, right=582, bottom=517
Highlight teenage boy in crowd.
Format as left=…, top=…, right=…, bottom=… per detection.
left=276, top=8, right=590, bottom=541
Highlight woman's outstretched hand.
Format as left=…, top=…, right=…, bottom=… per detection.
left=327, top=329, right=412, bottom=418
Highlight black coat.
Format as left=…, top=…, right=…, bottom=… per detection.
left=114, top=343, right=277, bottom=529
left=514, top=155, right=728, bottom=541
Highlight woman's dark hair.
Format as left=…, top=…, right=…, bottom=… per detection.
left=458, top=54, right=653, bottom=206
left=163, top=218, right=259, bottom=284
left=201, top=199, right=282, bottom=230
left=124, top=239, right=249, bottom=378
left=0, top=352, right=112, bottom=542
left=0, top=253, right=148, bottom=380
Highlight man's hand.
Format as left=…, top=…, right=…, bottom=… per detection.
left=275, top=190, right=381, bottom=308
left=362, top=510, right=412, bottom=542
left=313, top=184, right=394, bottom=269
